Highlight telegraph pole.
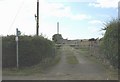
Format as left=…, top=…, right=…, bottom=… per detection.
left=57, top=22, right=59, bottom=34
left=36, top=0, right=39, bottom=36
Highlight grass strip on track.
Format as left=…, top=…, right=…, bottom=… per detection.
left=66, top=55, right=79, bottom=64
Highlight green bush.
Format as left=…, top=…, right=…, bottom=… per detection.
left=2, top=35, right=55, bottom=68
left=100, top=19, right=119, bottom=68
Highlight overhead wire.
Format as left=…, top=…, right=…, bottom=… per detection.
left=7, top=0, right=25, bottom=35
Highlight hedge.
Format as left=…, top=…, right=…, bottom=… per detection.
left=2, top=35, right=55, bottom=68
left=100, top=19, right=119, bottom=68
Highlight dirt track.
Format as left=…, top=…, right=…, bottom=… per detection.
left=3, top=45, right=118, bottom=80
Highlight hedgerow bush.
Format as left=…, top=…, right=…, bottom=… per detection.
left=100, top=19, right=119, bottom=68
left=2, top=35, right=55, bottom=68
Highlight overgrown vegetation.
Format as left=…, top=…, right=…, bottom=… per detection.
left=100, top=19, right=119, bottom=69
left=2, top=35, right=56, bottom=68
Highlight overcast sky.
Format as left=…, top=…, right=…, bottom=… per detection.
left=0, top=0, right=118, bottom=40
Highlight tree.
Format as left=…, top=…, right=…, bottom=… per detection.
left=52, top=34, right=63, bottom=44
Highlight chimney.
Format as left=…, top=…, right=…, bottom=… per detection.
left=57, top=22, right=59, bottom=34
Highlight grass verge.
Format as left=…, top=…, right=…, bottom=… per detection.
left=2, top=64, right=43, bottom=76
left=77, top=47, right=118, bottom=79
left=2, top=49, right=61, bottom=76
